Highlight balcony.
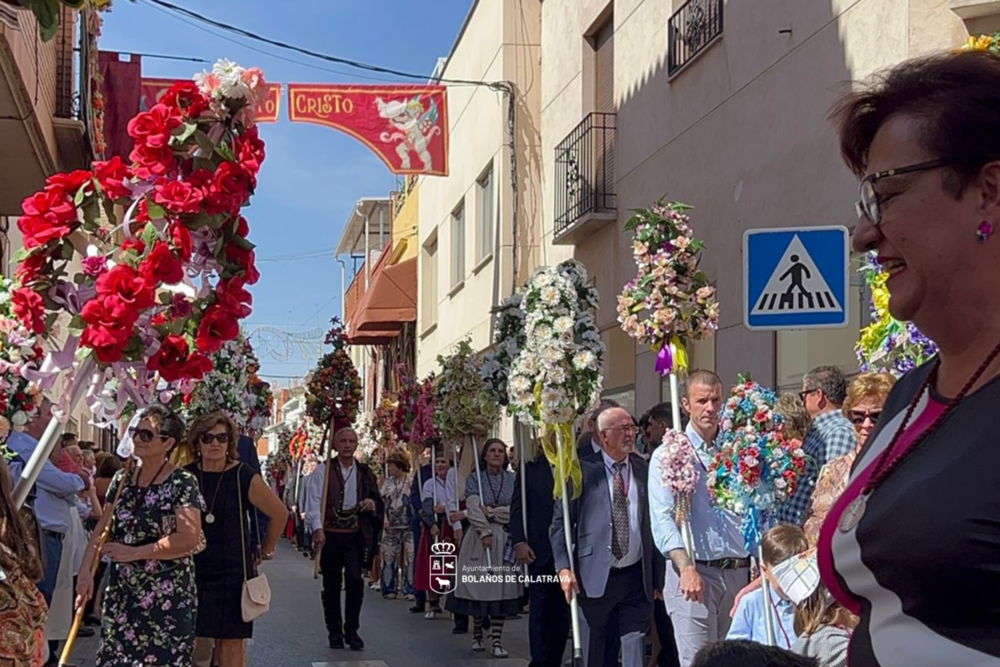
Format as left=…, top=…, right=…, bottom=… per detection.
left=553, top=112, right=617, bottom=245
left=668, top=0, right=724, bottom=77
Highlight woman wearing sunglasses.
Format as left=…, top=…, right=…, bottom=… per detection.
left=75, top=405, right=205, bottom=667
left=184, top=411, right=287, bottom=667
left=803, top=373, right=895, bottom=546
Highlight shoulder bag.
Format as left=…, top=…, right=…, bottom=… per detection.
left=237, top=464, right=271, bottom=622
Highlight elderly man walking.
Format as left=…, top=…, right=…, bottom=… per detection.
left=552, top=406, right=654, bottom=667
left=305, top=428, right=384, bottom=652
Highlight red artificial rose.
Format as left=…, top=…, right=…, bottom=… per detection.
left=154, top=180, right=203, bottom=214
left=148, top=334, right=190, bottom=382
left=186, top=169, right=213, bottom=194
left=93, top=157, right=132, bottom=200
left=22, top=188, right=76, bottom=224
left=216, top=278, right=252, bottom=318
left=96, top=265, right=156, bottom=312
left=206, top=162, right=251, bottom=215
left=45, top=170, right=94, bottom=198
left=121, top=238, right=146, bottom=254
left=81, top=322, right=132, bottom=364
left=81, top=296, right=132, bottom=330
left=171, top=293, right=193, bottom=319
left=180, top=352, right=214, bottom=381
left=15, top=253, right=46, bottom=285
left=169, top=221, right=193, bottom=262
left=151, top=312, right=168, bottom=327
left=160, top=81, right=210, bottom=120
left=195, top=304, right=240, bottom=354
left=234, top=127, right=265, bottom=177
left=11, top=288, right=46, bottom=334
left=235, top=216, right=250, bottom=238
left=17, top=215, right=73, bottom=250
left=139, top=242, right=184, bottom=286
left=130, top=143, right=177, bottom=181
left=224, top=241, right=259, bottom=285
left=127, top=103, right=182, bottom=150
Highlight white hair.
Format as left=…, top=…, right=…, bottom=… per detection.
left=596, top=406, right=629, bottom=432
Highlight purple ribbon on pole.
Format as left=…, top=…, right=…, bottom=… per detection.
left=655, top=344, right=674, bottom=377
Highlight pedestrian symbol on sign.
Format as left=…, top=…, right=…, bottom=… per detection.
left=744, top=226, right=849, bottom=331
left=751, top=236, right=841, bottom=315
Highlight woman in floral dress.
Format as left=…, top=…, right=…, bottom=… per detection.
left=379, top=450, right=415, bottom=599
left=76, top=406, right=205, bottom=667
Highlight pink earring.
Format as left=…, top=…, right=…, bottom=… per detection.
left=978, top=220, right=995, bottom=243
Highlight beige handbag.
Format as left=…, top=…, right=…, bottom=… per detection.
left=237, top=464, right=271, bottom=622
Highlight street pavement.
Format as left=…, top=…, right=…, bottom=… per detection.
left=66, top=540, right=531, bottom=667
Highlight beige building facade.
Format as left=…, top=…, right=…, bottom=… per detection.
left=540, top=0, right=977, bottom=414
left=416, top=0, right=543, bottom=380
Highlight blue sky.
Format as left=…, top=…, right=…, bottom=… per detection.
left=101, top=0, right=471, bottom=385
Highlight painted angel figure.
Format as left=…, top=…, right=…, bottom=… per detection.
left=377, top=95, right=442, bottom=171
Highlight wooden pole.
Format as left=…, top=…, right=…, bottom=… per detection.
left=470, top=434, right=492, bottom=569
left=60, top=456, right=136, bottom=667
left=313, top=418, right=335, bottom=580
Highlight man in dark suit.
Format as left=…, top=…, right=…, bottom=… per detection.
left=552, top=406, right=654, bottom=667
left=511, top=447, right=570, bottom=667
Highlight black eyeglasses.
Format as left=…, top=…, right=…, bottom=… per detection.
left=129, top=427, right=162, bottom=444
left=798, top=388, right=820, bottom=403
left=856, top=158, right=952, bottom=226
left=849, top=410, right=882, bottom=426
left=604, top=425, right=637, bottom=435
left=198, top=432, right=230, bottom=445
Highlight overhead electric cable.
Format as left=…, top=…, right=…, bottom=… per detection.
left=136, top=0, right=510, bottom=90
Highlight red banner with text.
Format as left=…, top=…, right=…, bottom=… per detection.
left=140, top=78, right=282, bottom=123
left=288, top=84, right=448, bottom=176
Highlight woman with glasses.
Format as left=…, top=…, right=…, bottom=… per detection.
left=803, top=373, right=895, bottom=545
left=75, top=405, right=204, bottom=667
left=185, top=411, right=287, bottom=667
left=445, top=438, right=522, bottom=658
left=818, top=50, right=1000, bottom=667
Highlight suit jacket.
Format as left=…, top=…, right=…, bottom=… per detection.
left=238, top=435, right=268, bottom=551
left=510, top=458, right=557, bottom=576
left=550, top=451, right=654, bottom=601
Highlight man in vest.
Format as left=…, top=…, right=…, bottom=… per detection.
left=306, top=427, right=384, bottom=651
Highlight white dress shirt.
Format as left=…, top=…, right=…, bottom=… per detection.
left=422, top=468, right=462, bottom=531
left=602, top=450, right=642, bottom=568
left=303, top=459, right=361, bottom=531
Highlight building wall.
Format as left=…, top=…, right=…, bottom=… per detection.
left=540, top=0, right=968, bottom=414
left=392, top=178, right=420, bottom=263
left=416, top=0, right=542, bottom=379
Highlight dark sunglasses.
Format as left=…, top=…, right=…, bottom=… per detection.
left=856, top=158, right=952, bottom=226
left=198, top=432, right=230, bottom=445
left=798, top=388, right=820, bottom=403
left=129, top=427, right=162, bottom=444
left=849, top=410, right=882, bottom=426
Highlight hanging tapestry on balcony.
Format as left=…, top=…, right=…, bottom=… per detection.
left=287, top=84, right=449, bottom=176
left=140, top=77, right=283, bottom=123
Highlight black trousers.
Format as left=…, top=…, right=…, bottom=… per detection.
left=529, top=579, right=570, bottom=667
left=578, top=563, right=652, bottom=667
left=653, top=595, right=681, bottom=667
left=321, top=531, right=365, bottom=638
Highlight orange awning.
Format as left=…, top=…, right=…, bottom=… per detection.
left=352, top=258, right=417, bottom=332
left=348, top=329, right=400, bottom=346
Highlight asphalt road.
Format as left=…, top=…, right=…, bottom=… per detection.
left=66, top=540, right=531, bottom=667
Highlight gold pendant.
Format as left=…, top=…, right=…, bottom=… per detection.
left=838, top=494, right=867, bottom=533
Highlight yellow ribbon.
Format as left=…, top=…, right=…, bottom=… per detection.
left=541, top=422, right=582, bottom=500
left=671, top=335, right=689, bottom=375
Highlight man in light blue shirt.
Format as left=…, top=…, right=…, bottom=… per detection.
left=649, top=370, right=751, bottom=667
left=8, top=401, right=87, bottom=608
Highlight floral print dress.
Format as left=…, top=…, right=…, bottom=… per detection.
left=96, top=468, right=205, bottom=667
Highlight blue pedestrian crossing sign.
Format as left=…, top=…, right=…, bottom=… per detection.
left=744, top=226, right=850, bottom=331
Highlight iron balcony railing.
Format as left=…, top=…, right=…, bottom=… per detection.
left=554, top=112, right=616, bottom=237
left=668, top=0, right=724, bottom=76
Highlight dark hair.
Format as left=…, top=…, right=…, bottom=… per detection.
left=761, top=524, right=810, bottom=567
left=832, top=50, right=1000, bottom=196
left=97, top=454, right=123, bottom=478
left=647, top=402, right=674, bottom=423
left=794, top=583, right=857, bottom=638
left=140, top=405, right=185, bottom=450
left=0, top=458, right=43, bottom=582
left=685, top=369, right=722, bottom=397
left=480, top=437, right=509, bottom=469
left=589, top=398, right=620, bottom=425
left=187, top=411, right=240, bottom=461
left=692, top=640, right=818, bottom=667
left=61, top=433, right=78, bottom=446
left=79, top=440, right=96, bottom=451
left=804, top=366, right=848, bottom=407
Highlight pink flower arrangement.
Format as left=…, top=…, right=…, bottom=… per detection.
left=659, top=429, right=700, bottom=497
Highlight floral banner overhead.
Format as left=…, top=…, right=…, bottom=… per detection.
left=288, top=84, right=449, bottom=176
